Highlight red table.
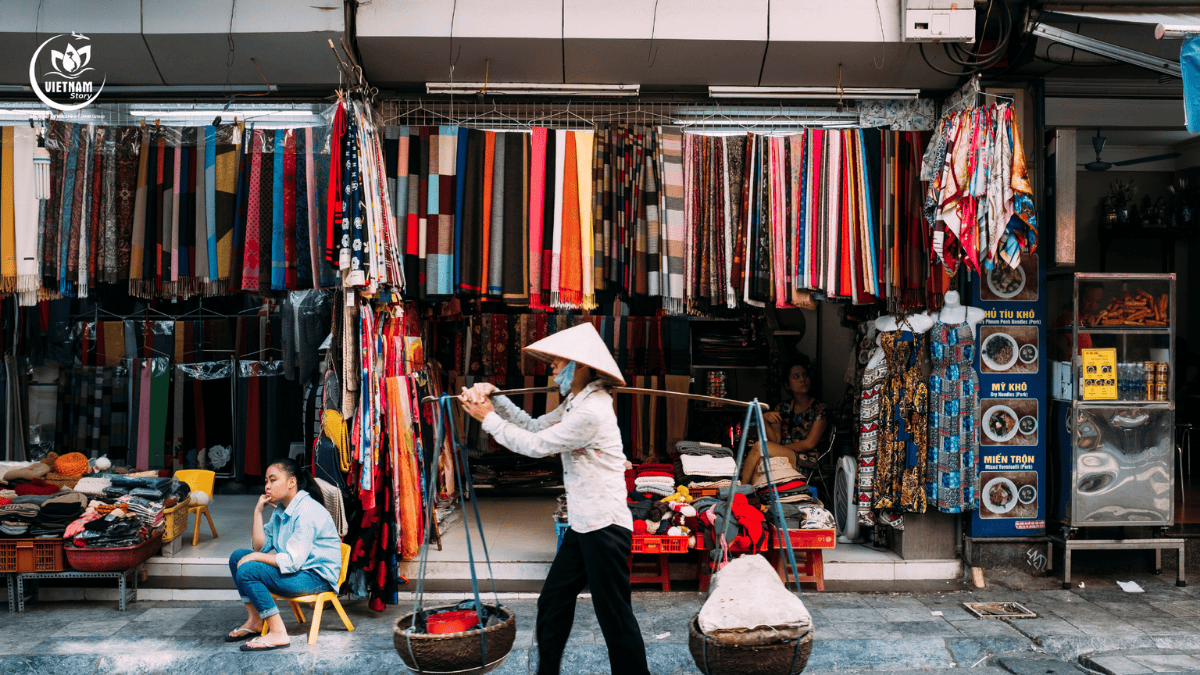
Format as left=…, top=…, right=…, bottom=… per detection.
left=765, top=528, right=836, bottom=591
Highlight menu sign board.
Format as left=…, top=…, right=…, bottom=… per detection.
left=970, top=254, right=1048, bottom=537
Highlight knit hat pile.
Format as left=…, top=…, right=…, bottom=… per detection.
left=54, top=452, right=91, bottom=477
left=14, top=478, right=61, bottom=496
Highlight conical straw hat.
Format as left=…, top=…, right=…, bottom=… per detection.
left=522, top=322, right=625, bottom=387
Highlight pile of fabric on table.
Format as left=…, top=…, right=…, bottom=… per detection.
left=674, top=441, right=736, bottom=490
left=751, top=456, right=815, bottom=505
left=29, top=491, right=88, bottom=538
left=0, top=502, right=41, bottom=536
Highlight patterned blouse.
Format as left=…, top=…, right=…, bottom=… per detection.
left=778, top=399, right=829, bottom=445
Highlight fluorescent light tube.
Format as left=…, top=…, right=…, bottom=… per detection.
left=426, top=82, right=640, bottom=97
left=709, top=86, right=920, bottom=99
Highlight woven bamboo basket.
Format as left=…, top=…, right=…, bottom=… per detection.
left=688, top=613, right=813, bottom=675
left=392, top=604, right=516, bottom=675
left=42, top=473, right=82, bottom=489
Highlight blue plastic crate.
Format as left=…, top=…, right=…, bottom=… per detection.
left=555, top=521, right=569, bottom=550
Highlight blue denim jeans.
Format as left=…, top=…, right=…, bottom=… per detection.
left=228, top=549, right=331, bottom=619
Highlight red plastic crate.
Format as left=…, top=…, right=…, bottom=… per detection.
left=0, top=538, right=66, bottom=573
left=631, top=535, right=688, bottom=554
left=770, top=528, right=837, bottom=550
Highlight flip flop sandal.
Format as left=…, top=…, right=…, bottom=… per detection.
left=224, top=627, right=260, bottom=643
left=240, top=638, right=290, bottom=652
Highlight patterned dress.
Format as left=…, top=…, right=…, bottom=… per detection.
left=874, top=330, right=929, bottom=514
left=778, top=399, right=829, bottom=469
left=856, top=359, right=887, bottom=526
left=928, top=321, right=979, bottom=512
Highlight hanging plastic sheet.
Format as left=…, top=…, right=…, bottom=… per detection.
left=175, top=360, right=235, bottom=472
left=126, top=357, right=170, bottom=470
left=235, top=360, right=285, bottom=479
left=1184, top=37, right=1200, bottom=133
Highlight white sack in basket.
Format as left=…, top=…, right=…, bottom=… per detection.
left=698, top=554, right=812, bottom=636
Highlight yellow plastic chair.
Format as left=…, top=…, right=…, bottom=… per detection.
left=262, top=543, right=355, bottom=645
left=175, top=469, right=219, bottom=546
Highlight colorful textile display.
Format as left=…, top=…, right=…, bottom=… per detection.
left=922, top=102, right=1037, bottom=275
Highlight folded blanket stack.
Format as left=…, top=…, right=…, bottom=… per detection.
left=674, top=441, right=737, bottom=489
left=30, top=491, right=89, bottom=537
left=0, top=502, right=41, bottom=535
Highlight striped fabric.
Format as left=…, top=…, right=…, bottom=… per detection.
left=657, top=126, right=685, bottom=314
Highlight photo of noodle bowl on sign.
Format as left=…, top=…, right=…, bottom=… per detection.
left=979, top=326, right=1039, bottom=375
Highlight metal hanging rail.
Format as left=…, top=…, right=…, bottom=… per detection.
left=422, top=385, right=769, bottom=409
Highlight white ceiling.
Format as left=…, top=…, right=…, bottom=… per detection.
left=355, top=0, right=961, bottom=90
left=0, top=0, right=344, bottom=88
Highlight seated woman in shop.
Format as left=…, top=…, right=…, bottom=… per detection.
left=225, top=459, right=342, bottom=652
left=740, top=356, right=829, bottom=486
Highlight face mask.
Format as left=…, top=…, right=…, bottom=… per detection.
left=554, top=361, right=577, bottom=396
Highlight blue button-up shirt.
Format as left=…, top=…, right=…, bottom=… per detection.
left=261, top=490, right=342, bottom=589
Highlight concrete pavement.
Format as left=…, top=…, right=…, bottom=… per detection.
left=7, top=571, right=1200, bottom=673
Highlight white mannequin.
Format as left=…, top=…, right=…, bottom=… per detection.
left=865, top=334, right=886, bottom=370
left=934, top=291, right=986, bottom=338
left=874, top=311, right=934, bottom=335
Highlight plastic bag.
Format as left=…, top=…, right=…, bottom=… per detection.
left=697, top=554, right=812, bottom=639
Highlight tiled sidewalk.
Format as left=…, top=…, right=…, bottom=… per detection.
left=5, top=572, right=1200, bottom=673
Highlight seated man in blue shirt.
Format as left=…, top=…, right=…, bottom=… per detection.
left=225, top=458, right=342, bottom=651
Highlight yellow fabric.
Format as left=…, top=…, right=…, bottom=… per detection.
left=1, top=126, right=15, bottom=290
left=575, top=131, right=596, bottom=310
left=322, top=410, right=352, bottom=473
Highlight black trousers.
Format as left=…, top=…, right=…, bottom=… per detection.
left=535, top=524, right=651, bottom=675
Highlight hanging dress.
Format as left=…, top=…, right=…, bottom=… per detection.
left=928, top=321, right=979, bottom=513
left=873, top=330, right=928, bottom=514
left=856, top=356, right=887, bottom=527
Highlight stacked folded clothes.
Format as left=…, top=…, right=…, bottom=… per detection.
left=751, top=456, right=814, bottom=505
left=29, top=491, right=89, bottom=538
left=674, top=441, right=734, bottom=458
left=73, top=511, right=148, bottom=548
left=674, top=442, right=737, bottom=489
left=632, top=463, right=677, bottom=497
left=0, top=502, right=41, bottom=536
left=117, top=496, right=168, bottom=528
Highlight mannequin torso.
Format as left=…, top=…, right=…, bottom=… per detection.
left=874, top=311, right=934, bottom=335
left=934, top=291, right=986, bottom=338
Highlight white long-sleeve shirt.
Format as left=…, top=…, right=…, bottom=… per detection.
left=482, top=381, right=633, bottom=534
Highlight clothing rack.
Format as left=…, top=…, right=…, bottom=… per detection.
left=378, top=100, right=864, bottom=131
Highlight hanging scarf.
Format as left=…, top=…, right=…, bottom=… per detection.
left=502, top=131, right=529, bottom=305
left=0, top=126, right=15, bottom=293
left=528, top=127, right=548, bottom=308
left=556, top=131, right=583, bottom=308
left=657, top=126, right=685, bottom=314
left=575, top=131, right=597, bottom=309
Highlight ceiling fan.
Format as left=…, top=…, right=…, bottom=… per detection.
left=1079, top=129, right=1181, bottom=172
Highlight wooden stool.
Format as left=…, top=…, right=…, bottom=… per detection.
left=766, top=528, right=836, bottom=591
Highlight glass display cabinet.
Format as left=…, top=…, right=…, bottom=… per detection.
left=1047, top=273, right=1183, bottom=588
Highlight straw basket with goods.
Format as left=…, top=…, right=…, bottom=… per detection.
left=392, top=604, right=517, bottom=675
left=392, top=394, right=516, bottom=675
